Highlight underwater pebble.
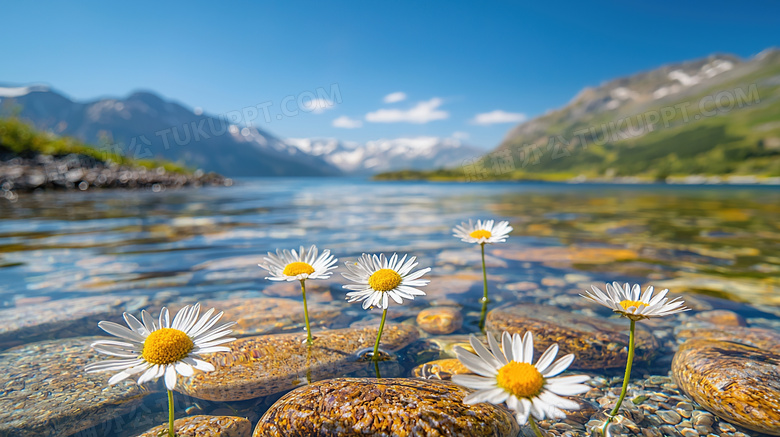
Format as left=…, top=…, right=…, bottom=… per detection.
left=486, top=304, right=659, bottom=369
left=673, top=339, right=780, bottom=436
left=676, top=326, right=780, bottom=352
left=416, top=306, right=463, bottom=334
left=411, top=358, right=470, bottom=380
left=0, top=337, right=155, bottom=437
left=692, top=310, right=747, bottom=327
left=137, top=415, right=251, bottom=437
left=0, top=295, right=147, bottom=349
left=202, top=297, right=351, bottom=336
left=178, top=324, right=419, bottom=401
left=252, top=377, right=520, bottom=437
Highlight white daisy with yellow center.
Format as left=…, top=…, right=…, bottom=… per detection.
left=259, top=245, right=338, bottom=281
left=453, top=219, right=513, bottom=245
left=85, top=303, right=236, bottom=390
left=581, top=282, right=689, bottom=321
left=342, top=253, right=431, bottom=310
left=452, top=331, right=590, bottom=427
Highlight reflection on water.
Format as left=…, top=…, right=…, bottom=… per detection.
left=1, top=179, right=778, bottom=308
left=1, top=178, right=780, bottom=436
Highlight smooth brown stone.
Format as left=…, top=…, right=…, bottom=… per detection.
left=411, top=358, right=471, bottom=380
left=137, top=415, right=251, bottom=437
left=672, top=339, right=780, bottom=435
left=416, top=307, right=463, bottom=334
left=0, top=337, right=155, bottom=437
left=253, top=378, right=520, bottom=437
left=692, top=310, right=746, bottom=327
left=486, top=304, right=659, bottom=369
left=202, top=297, right=350, bottom=336
left=178, top=325, right=419, bottom=401
left=676, top=326, right=780, bottom=352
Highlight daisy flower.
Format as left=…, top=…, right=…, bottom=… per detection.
left=258, top=245, right=338, bottom=344
left=581, top=282, right=689, bottom=321
left=453, top=219, right=513, bottom=245
left=581, top=282, right=688, bottom=431
left=259, top=245, right=337, bottom=282
left=452, top=219, right=513, bottom=330
left=85, top=303, right=235, bottom=437
left=452, top=331, right=589, bottom=434
left=342, top=253, right=430, bottom=360
left=342, top=253, right=430, bottom=310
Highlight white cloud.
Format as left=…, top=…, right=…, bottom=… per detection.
left=301, top=98, right=335, bottom=114
left=383, top=91, right=407, bottom=103
left=332, top=115, right=363, bottom=129
left=365, top=98, right=449, bottom=124
left=470, top=110, right=527, bottom=125
left=451, top=131, right=470, bottom=140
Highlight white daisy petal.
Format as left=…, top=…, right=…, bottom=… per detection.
left=164, top=365, right=177, bottom=390
left=450, top=330, right=588, bottom=426
left=341, top=252, right=430, bottom=311
left=582, top=282, right=688, bottom=320
left=535, top=343, right=559, bottom=374
left=174, top=361, right=194, bottom=377
left=542, top=354, right=576, bottom=378
left=451, top=374, right=499, bottom=389
left=98, top=321, right=145, bottom=343
left=86, top=303, right=235, bottom=389
left=454, top=346, right=499, bottom=377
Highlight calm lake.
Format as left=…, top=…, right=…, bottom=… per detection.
left=1, top=178, right=779, bottom=436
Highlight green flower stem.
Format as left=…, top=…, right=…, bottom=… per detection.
left=300, top=279, right=313, bottom=345
left=478, top=243, right=489, bottom=331
left=528, top=415, right=544, bottom=437
left=604, top=318, right=636, bottom=433
left=372, top=308, right=388, bottom=361
left=373, top=359, right=382, bottom=379
left=167, top=389, right=175, bottom=437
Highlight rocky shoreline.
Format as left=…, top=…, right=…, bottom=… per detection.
left=0, top=153, right=230, bottom=197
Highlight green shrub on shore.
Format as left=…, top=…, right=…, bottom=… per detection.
left=0, top=117, right=191, bottom=174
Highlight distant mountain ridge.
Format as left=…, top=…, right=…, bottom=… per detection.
left=489, top=48, right=780, bottom=180
left=0, top=86, right=341, bottom=177
left=284, top=136, right=484, bottom=174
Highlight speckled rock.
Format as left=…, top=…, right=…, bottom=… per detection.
left=486, top=304, right=659, bottom=369
left=137, top=415, right=251, bottom=437
left=692, top=309, right=746, bottom=327
left=0, top=337, right=155, bottom=437
left=252, top=378, right=520, bottom=437
left=0, top=295, right=147, bottom=349
left=416, top=307, right=463, bottom=334
left=178, top=325, right=419, bottom=401
left=411, top=358, right=471, bottom=380
left=202, top=297, right=351, bottom=336
left=676, top=326, right=780, bottom=352
left=672, top=339, right=780, bottom=435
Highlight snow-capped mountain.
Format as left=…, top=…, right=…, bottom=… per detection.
left=0, top=85, right=342, bottom=177
left=284, top=136, right=484, bottom=174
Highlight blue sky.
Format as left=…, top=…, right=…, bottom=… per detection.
left=1, top=0, right=778, bottom=149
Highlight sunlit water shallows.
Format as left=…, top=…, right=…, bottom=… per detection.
left=1, top=178, right=779, bottom=436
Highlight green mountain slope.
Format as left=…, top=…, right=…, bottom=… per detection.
left=378, top=49, right=780, bottom=182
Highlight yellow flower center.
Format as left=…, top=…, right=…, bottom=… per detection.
left=496, top=361, right=544, bottom=398
left=142, top=328, right=194, bottom=365
left=469, top=229, right=492, bottom=239
left=283, top=261, right=315, bottom=276
left=368, top=269, right=402, bottom=292
left=619, top=300, right=646, bottom=312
